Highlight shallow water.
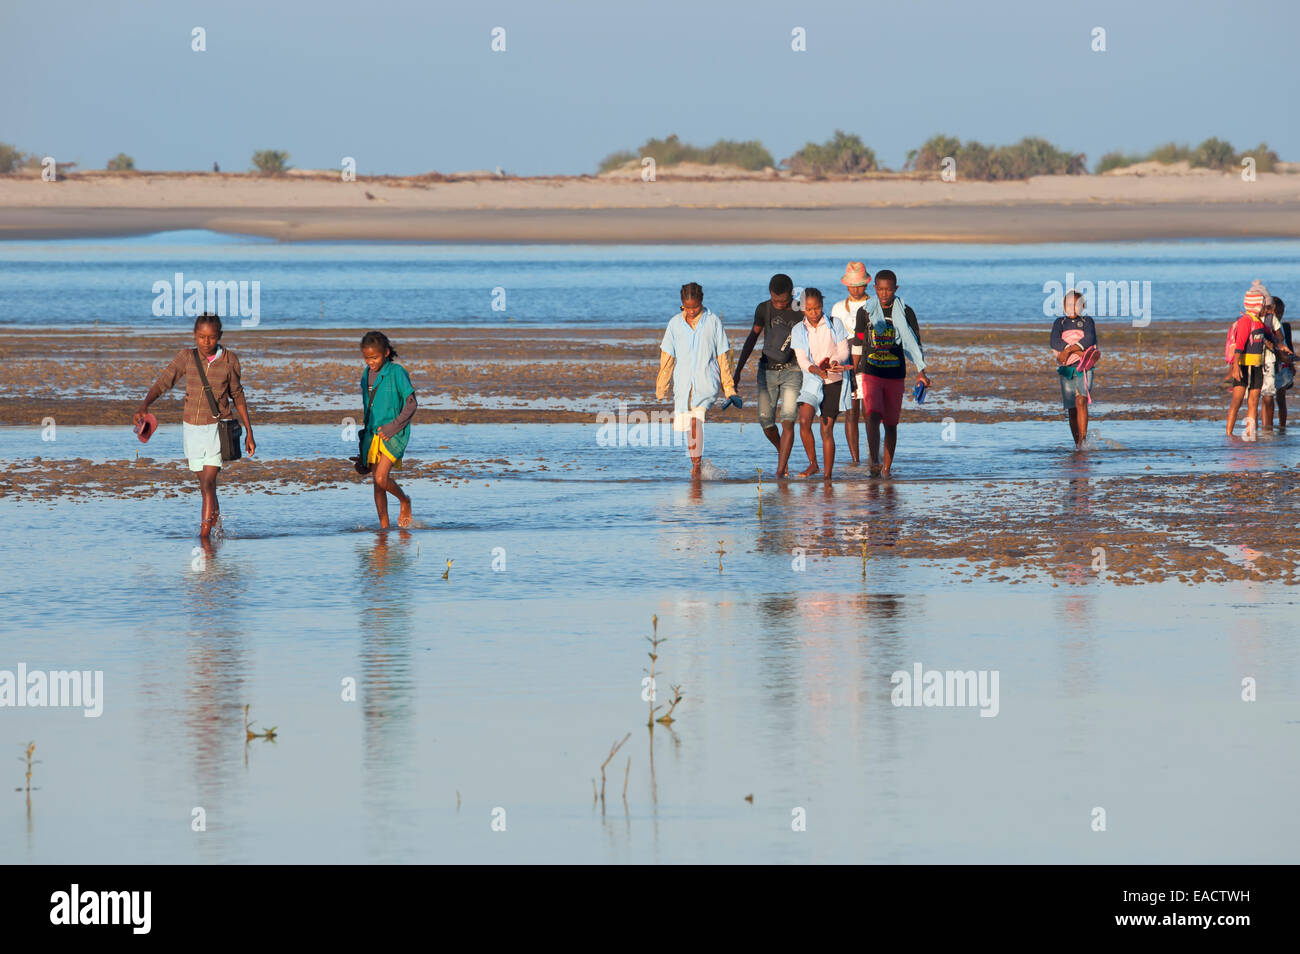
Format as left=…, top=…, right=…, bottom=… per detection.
left=2, top=420, right=1298, bottom=863
left=6, top=417, right=1297, bottom=483
left=2, top=233, right=1298, bottom=328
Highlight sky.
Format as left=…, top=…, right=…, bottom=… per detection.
left=1, top=0, right=1296, bottom=176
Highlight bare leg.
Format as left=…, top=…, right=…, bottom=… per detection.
left=880, top=424, right=899, bottom=477
left=821, top=416, right=836, bottom=480
left=1075, top=395, right=1089, bottom=449
left=688, top=417, right=703, bottom=479
left=1262, top=394, right=1275, bottom=431
left=796, top=404, right=819, bottom=478
left=198, top=466, right=220, bottom=538
left=1067, top=408, right=1081, bottom=447
left=844, top=401, right=861, bottom=464
left=762, top=425, right=780, bottom=449
left=1245, top=389, right=1261, bottom=439
left=1226, top=385, right=1246, bottom=436
left=866, top=412, right=883, bottom=476
left=372, top=455, right=410, bottom=528
left=776, top=421, right=796, bottom=478
left=1279, top=391, right=1288, bottom=430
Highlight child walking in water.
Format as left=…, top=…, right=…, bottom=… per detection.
left=655, top=283, right=738, bottom=479
left=791, top=288, right=852, bottom=480
left=1050, top=290, right=1100, bottom=450
left=133, top=312, right=256, bottom=539
left=1227, top=281, right=1288, bottom=440
left=353, top=331, right=416, bottom=528
left=829, top=262, right=873, bottom=465
left=851, top=270, right=929, bottom=478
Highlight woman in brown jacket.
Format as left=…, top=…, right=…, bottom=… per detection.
left=133, top=313, right=256, bottom=538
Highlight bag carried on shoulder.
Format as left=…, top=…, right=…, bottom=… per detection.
left=191, top=348, right=243, bottom=462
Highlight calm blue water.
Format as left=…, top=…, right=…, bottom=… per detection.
left=1, top=232, right=1297, bottom=328
left=3, top=421, right=1299, bottom=863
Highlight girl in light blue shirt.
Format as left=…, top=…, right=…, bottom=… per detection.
left=655, top=283, right=739, bottom=479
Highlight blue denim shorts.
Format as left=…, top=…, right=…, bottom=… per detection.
left=1059, top=368, right=1093, bottom=408
left=756, top=362, right=802, bottom=427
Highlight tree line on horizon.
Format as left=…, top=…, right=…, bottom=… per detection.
left=1, top=136, right=1286, bottom=180
left=599, top=132, right=1287, bottom=179
left=0, top=144, right=293, bottom=176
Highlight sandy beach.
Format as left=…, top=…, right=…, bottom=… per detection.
left=2, top=171, right=1299, bottom=243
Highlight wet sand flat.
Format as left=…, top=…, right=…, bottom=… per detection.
left=0, top=320, right=1244, bottom=428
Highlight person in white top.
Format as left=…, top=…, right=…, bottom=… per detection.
left=791, top=288, right=852, bottom=480
left=829, top=261, right=872, bottom=464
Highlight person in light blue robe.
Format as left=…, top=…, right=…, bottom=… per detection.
left=655, top=283, right=739, bottom=478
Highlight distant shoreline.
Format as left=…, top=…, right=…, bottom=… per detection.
left=2, top=171, right=1299, bottom=243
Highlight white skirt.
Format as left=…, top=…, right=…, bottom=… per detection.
left=182, top=422, right=223, bottom=471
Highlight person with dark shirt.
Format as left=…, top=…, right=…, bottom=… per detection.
left=1050, top=289, right=1100, bottom=450
left=1227, top=281, right=1287, bottom=439
left=1262, top=296, right=1293, bottom=431
left=851, top=270, right=930, bottom=478
left=1271, top=298, right=1294, bottom=430
left=734, top=273, right=805, bottom=478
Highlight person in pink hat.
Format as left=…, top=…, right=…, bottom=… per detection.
left=1227, top=281, right=1290, bottom=439
left=830, top=262, right=872, bottom=464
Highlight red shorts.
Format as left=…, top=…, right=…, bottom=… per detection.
left=859, top=373, right=905, bottom=426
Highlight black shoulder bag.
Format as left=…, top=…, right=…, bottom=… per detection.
left=353, top=371, right=379, bottom=473
left=191, top=349, right=243, bottom=462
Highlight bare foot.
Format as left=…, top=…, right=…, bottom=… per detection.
left=690, top=459, right=703, bottom=480
left=823, top=472, right=834, bottom=482
left=879, top=467, right=892, bottom=479
left=797, top=463, right=820, bottom=479
left=398, top=498, right=413, bottom=528
left=868, top=463, right=882, bottom=478
left=776, top=468, right=789, bottom=479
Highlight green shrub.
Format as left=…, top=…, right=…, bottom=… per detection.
left=783, top=130, right=879, bottom=175
left=106, top=153, right=135, bottom=171
left=1236, top=142, right=1279, bottom=173
left=251, top=149, right=291, bottom=175
left=1096, top=151, right=1140, bottom=173
left=1192, top=137, right=1236, bottom=170
left=0, top=142, right=29, bottom=174
left=596, top=150, right=637, bottom=173
left=596, top=135, right=773, bottom=173
left=906, top=134, right=1084, bottom=180
left=1147, top=142, right=1193, bottom=165
left=905, top=134, right=962, bottom=172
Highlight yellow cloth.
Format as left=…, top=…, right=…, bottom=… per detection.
left=366, top=432, right=401, bottom=469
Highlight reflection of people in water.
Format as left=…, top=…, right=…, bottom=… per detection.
left=180, top=533, right=251, bottom=858
left=357, top=532, right=416, bottom=809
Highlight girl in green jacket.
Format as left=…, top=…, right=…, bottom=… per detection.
left=354, top=331, right=417, bottom=528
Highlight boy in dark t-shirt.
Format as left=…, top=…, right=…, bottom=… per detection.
left=1050, top=290, right=1100, bottom=450
left=735, top=273, right=805, bottom=478
left=850, top=270, right=930, bottom=478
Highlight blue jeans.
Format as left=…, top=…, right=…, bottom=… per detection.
left=757, top=362, right=802, bottom=428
